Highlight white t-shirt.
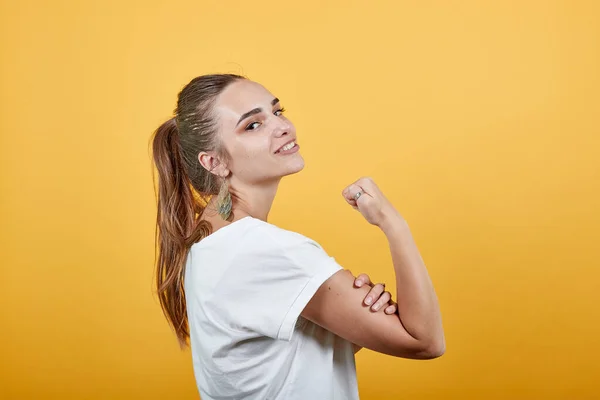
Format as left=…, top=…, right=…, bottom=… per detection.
left=183, top=216, right=359, bottom=400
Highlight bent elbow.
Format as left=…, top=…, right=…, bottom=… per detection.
left=426, top=337, right=446, bottom=359
left=418, top=337, right=446, bottom=359
left=425, top=343, right=445, bottom=359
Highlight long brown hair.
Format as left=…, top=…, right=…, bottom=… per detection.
left=149, top=73, right=245, bottom=348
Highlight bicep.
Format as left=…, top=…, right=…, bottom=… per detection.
left=300, top=269, right=434, bottom=359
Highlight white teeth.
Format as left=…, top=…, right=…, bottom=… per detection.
left=279, top=141, right=295, bottom=152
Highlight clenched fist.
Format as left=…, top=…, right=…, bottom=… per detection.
left=341, top=177, right=399, bottom=227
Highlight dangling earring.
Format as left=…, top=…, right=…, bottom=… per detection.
left=215, top=178, right=232, bottom=220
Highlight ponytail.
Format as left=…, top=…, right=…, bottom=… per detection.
left=151, top=116, right=209, bottom=348
left=150, top=73, right=245, bottom=348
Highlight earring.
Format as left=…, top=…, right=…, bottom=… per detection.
left=215, top=178, right=232, bottom=220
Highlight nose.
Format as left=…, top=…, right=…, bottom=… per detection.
left=272, top=116, right=292, bottom=138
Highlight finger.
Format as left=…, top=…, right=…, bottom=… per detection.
left=364, top=282, right=386, bottom=306
left=342, top=183, right=362, bottom=197
left=342, top=194, right=359, bottom=210
left=354, top=273, right=372, bottom=288
left=342, top=183, right=371, bottom=212
left=371, top=291, right=392, bottom=312
left=342, top=194, right=356, bottom=207
left=384, top=300, right=398, bottom=314
left=355, top=176, right=380, bottom=195
left=342, top=183, right=367, bottom=205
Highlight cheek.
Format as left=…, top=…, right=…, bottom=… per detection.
left=246, top=135, right=272, bottom=157
left=229, top=138, right=272, bottom=169
left=234, top=142, right=262, bottom=161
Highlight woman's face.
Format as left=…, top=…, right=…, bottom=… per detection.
left=209, top=79, right=304, bottom=186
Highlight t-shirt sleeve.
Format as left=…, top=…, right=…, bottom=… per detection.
left=213, top=224, right=344, bottom=341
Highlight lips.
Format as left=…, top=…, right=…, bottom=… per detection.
left=274, top=138, right=297, bottom=154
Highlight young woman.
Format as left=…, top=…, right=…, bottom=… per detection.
left=150, top=74, right=445, bottom=399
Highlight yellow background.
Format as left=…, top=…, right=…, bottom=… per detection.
left=1, top=0, right=599, bottom=399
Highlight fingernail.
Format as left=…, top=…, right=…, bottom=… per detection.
left=356, top=280, right=362, bottom=287
left=365, top=297, right=372, bottom=305
left=372, top=303, right=380, bottom=311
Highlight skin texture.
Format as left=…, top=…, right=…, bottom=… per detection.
left=196, top=79, right=397, bottom=353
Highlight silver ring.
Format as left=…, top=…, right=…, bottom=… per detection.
left=353, top=191, right=363, bottom=201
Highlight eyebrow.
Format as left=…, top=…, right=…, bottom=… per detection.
left=235, top=97, right=280, bottom=128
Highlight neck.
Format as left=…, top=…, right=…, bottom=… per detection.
left=223, top=177, right=282, bottom=222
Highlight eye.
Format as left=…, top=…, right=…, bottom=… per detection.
left=245, top=121, right=261, bottom=131
left=244, top=108, right=287, bottom=131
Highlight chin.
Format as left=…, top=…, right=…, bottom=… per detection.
left=281, top=155, right=305, bottom=176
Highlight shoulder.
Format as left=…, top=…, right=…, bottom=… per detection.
left=247, top=219, right=320, bottom=246
left=230, top=220, right=340, bottom=285
left=240, top=219, right=327, bottom=258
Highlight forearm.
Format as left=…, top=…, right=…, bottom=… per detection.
left=380, top=211, right=445, bottom=349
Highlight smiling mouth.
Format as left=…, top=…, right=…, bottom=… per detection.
left=274, top=140, right=297, bottom=154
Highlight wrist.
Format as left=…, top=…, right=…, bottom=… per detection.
left=378, top=208, right=408, bottom=235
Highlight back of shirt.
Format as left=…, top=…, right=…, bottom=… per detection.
left=184, top=216, right=359, bottom=400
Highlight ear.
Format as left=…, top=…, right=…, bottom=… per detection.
left=198, top=151, right=230, bottom=177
